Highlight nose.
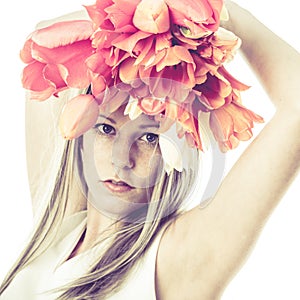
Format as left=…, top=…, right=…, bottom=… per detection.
left=111, top=138, right=134, bottom=170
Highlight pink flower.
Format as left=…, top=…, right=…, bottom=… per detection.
left=86, top=52, right=115, bottom=99
left=209, top=101, right=264, bottom=152
left=133, top=0, right=170, bottom=33
left=164, top=0, right=224, bottom=38
left=59, top=94, right=99, bottom=139
left=85, top=0, right=140, bottom=32
left=20, top=20, right=94, bottom=101
left=21, top=0, right=264, bottom=153
left=138, top=97, right=166, bottom=115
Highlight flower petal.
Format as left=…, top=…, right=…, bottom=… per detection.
left=31, top=20, right=94, bottom=48
left=119, top=58, right=139, bottom=83
left=124, top=98, right=143, bottom=119
left=84, top=0, right=113, bottom=27
left=20, top=39, right=34, bottom=64
left=159, top=134, right=183, bottom=174
left=138, top=97, right=166, bottom=115
left=209, top=101, right=264, bottom=151
left=104, top=0, right=140, bottom=32
left=59, top=94, right=99, bottom=139
left=165, top=0, right=222, bottom=35
left=22, top=61, right=56, bottom=101
left=133, top=0, right=170, bottom=34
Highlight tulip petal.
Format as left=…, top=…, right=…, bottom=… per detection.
left=22, top=61, right=56, bottom=101
left=133, top=0, right=170, bottom=34
left=20, top=39, right=34, bottom=64
left=112, top=31, right=151, bottom=54
left=31, top=20, right=94, bottom=48
left=119, top=58, right=139, bottom=83
left=84, top=0, right=113, bottom=27
left=104, top=0, right=140, bottom=32
left=43, top=64, right=66, bottom=91
left=138, top=97, right=166, bottom=115
left=59, top=95, right=99, bottom=139
left=124, top=98, right=143, bottom=119
left=159, top=134, right=183, bottom=174
left=209, top=101, right=264, bottom=151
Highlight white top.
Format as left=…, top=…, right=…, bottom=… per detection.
left=1, top=211, right=167, bottom=299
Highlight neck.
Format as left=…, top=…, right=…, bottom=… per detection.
left=68, top=201, right=117, bottom=259
left=86, top=201, right=117, bottom=242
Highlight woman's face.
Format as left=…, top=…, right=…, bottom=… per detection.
left=81, top=104, right=164, bottom=217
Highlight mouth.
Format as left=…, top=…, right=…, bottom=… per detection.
left=103, top=179, right=134, bottom=193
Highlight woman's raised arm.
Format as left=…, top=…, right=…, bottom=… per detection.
left=156, top=2, right=300, bottom=299
left=223, top=0, right=300, bottom=110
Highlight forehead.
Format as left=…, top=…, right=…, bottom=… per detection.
left=99, top=104, right=159, bottom=129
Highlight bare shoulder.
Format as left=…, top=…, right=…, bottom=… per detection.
left=155, top=108, right=300, bottom=299
left=155, top=206, right=223, bottom=300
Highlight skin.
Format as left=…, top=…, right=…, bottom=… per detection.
left=155, top=1, right=300, bottom=299
left=70, top=105, right=164, bottom=257
left=25, top=1, right=300, bottom=299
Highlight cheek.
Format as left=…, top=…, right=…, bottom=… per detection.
left=93, top=137, right=113, bottom=175
left=133, top=144, right=163, bottom=182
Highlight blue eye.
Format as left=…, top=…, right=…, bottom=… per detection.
left=140, top=133, right=158, bottom=144
left=95, top=124, right=115, bottom=135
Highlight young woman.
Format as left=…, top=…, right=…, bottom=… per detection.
left=1, top=0, right=299, bottom=299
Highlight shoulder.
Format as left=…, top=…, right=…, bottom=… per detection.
left=155, top=207, right=223, bottom=300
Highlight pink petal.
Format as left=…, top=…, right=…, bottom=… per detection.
left=31, top=20, right=94, bottom=48
left=165, top=0, right=222, bottom=34
left=104, top=0, right=140, bottom=32
left=134, top=37, right=156, bottom=66
left=119, top=58, right=139, bottom=83
left=43, top=64, right=66, bottom=91
left=155, top=33, right=172, bottom=52
left=156, top=46, right=194, bottom=72
left=209, top=106, right=233, bottom=143
left=57, top=63, right=90, bottom=89
left=91, top=74, right=107, bottom=99
left=112, top=31, right=152, bottom=54
left=100, top=88, right=129, bottom=113
left=218, top=66, right=250, bottom=91
left=31, top=39, right=93, bottom=65
left=31, top=40, right=94, bottom=89
left=156, top=49, right=181, bottom=72
left=59, top=95, right=99, bottom=139
left=133, top=0, right=170, bottom=34
left=92, top=31, right=120, bottom=49
left=20, top=39, right=34, bottom=64
left=209, top=101, right=264, bottom=152
left=166, top=0, right=221, bottom=24
left=138, top=97, right=166, bottom=115
left=84, top=0, right=114, bottom=27
left=148, top=75, right=173, bottom=98
left=22, top=61, right=56, bottom=101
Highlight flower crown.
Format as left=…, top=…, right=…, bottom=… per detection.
left=21, top=0, right=263, bottom=153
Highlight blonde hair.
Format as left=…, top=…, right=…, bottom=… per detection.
left=0, top=117, right=199, bottom=299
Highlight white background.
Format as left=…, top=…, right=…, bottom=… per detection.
left=0, top=0, right=299, bottom=298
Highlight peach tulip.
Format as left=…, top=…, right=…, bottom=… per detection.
left=59, top=95, right=99, bottom=139
left=133, top=0, right=170, bottom=34
left=209, top=101, right=264, bottom=152
left=20, top=20, right=94, bottom=101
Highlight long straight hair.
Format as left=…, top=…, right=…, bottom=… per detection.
left=0, top=120, right=199, bottom=300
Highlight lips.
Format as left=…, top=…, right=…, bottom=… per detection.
left=103, top=179, right=134, bottom=193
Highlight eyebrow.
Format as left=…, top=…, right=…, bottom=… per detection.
left=139, top=123, right=160, bottom=129
left=98, top=114, right=116, bottom=124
